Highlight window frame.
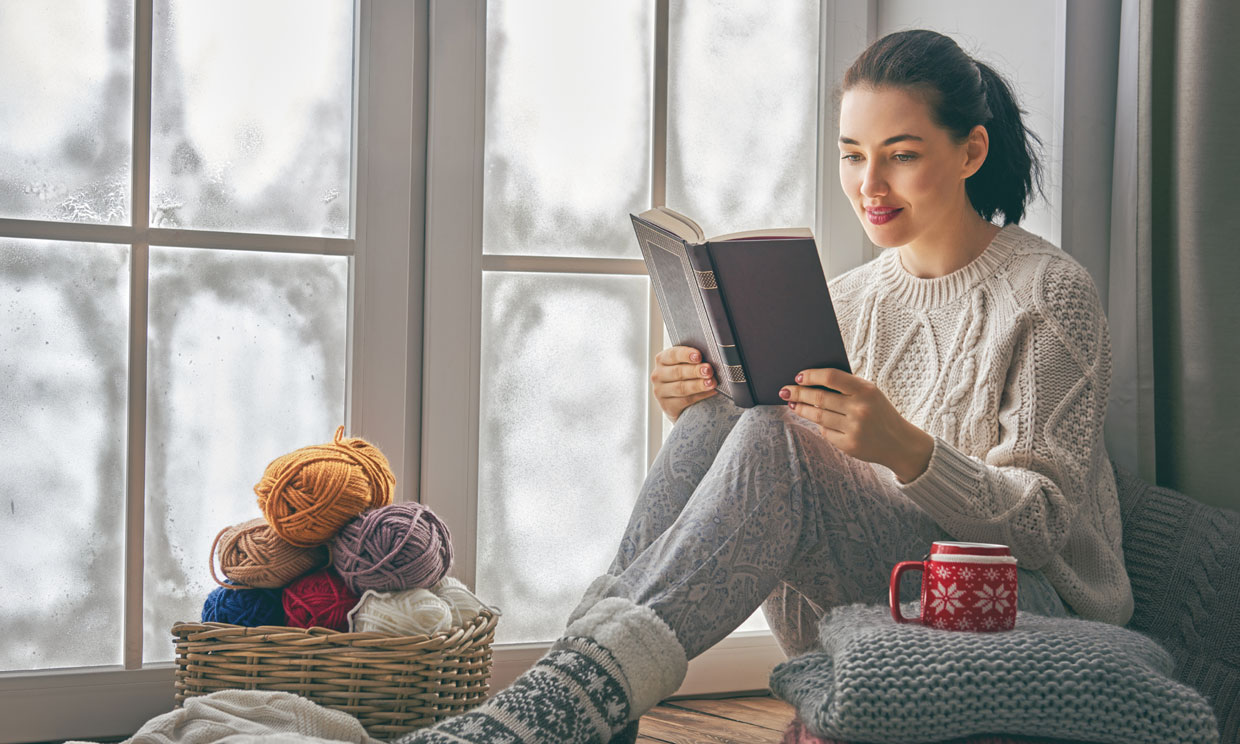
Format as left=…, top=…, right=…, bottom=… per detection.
left=0, top=1, right=427, bottom=740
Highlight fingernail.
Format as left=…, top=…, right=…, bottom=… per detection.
left=779, top=388, right=790, bottom=400
left=788, top=402, right=796, bottom=409
left=700, top=365, right=711, bottom=375
left=795, top=373, right=804, bottom=383
left=704, top=378, right=715, bottom=388
left=691, top=352, right=701, bottom=362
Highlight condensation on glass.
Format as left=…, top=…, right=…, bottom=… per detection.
left=0, top=2, right=134, bottom=224
left=477, top=273, right=649, bottom=643
left=667, top=0, right=820, bottom=238
left=150, top=1, right=353, bottom=237
left=483, top=1, right=652, bottom=258
left=141, top=246, right=348, bottom=662
left=0, top=239, right=129, bottom=671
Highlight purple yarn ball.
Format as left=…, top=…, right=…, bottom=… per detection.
left=330, top=503, right=453, bottom=594
left=202, top=581, right=286, bottom=626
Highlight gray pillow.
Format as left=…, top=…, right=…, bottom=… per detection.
left=1114, top=464, right=1240, bottom=744
left=769, top=603, right=1218, bottom=744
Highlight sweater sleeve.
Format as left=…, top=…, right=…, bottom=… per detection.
left=896, top=257, right=1112, bottom=570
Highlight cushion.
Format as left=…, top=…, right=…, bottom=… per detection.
left=781, top=718, right=1090, bottom=744
left=1114, top=464, right=1240, bottom=743
left=769, top=603, right=1218, bottom=744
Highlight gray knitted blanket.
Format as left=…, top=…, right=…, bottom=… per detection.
left=769, top=603, right=1219, bottom=744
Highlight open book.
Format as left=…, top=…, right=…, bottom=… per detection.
left=630, top=206, right=850, bottom=408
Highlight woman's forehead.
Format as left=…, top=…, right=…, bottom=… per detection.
left=839, top=86, right=940, bottom=142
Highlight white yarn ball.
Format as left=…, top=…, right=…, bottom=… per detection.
left=432, top=576, right=488, bottom=627
left=347, top=588, right=453, bottom=636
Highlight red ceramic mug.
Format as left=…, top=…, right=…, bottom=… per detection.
left=889, top=541, right=1019, bottom=631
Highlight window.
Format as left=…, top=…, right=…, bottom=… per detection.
left=423, top=0, right=879, bottom=695
left=0, top=2, right=423, bottom=739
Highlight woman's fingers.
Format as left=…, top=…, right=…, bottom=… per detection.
left=779, top=383, right=845, bottom=413
left=788, top=403, right=847, bottom=433
left=652, top=360, right=715, bottom=384
left=654, top=345, right=703, bottom=367
left=792, top=367, right=866, bottom=394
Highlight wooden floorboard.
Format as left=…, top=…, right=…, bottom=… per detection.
left=637, top=694, right=794, bottom=744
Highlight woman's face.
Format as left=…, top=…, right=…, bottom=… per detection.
left=838, top=86, right=981, bottom=250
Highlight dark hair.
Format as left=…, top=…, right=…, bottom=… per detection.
left=842, top=30, right=1043, bottom=226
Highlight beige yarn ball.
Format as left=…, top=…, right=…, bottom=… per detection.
left=432, top=576, right=489, bottom=627
left=347, top=588, right=452, bottom=636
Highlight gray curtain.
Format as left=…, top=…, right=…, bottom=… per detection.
left=1106, top=0, right=1240, bottom=509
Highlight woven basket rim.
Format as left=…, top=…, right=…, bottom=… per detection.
left=172, top=607, right=498, bottom=645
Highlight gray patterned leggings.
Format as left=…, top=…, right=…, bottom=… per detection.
left=579, top=394, right=1067, bottom=662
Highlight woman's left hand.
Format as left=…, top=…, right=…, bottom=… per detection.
left=780, top=367, right=934, bottom=484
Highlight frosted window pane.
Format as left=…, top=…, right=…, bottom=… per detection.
left=150, top=1, right=353, bottom=236
left=483, top=1, right=651, bottom=258
left=667, top=0, right=819, bottom=236
left=0, top=240, right=128, bottom=671
left=143, top=247, right=347, bottom=662
left=477, top=273, right=648, bottom=642
left=0, top=3, right=132, bottom=224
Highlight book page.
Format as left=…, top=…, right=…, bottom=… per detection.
left=636, top=206, right=706, bottom=244
left=711, top=226, right=814, bottom=242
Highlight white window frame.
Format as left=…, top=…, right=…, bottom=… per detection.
left=420, top=0, right=879, bottom=696
left=0, top=2, right=427, bottom=741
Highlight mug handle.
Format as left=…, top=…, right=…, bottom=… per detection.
left=889, top=561, right=924, bottom=623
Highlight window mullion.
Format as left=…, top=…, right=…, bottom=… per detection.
left=647, top=0, right=669, bottom=468
left=123, top=0, right=154, bottom=671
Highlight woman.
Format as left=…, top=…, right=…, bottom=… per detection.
left=403, top=29, right=1132, bottom=744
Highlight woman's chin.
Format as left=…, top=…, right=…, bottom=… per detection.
left=862, top=224, right=908, bottom=249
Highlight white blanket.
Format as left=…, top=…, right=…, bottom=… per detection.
left=68, top=690, right=382, bottom=744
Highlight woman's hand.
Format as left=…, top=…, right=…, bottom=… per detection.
left=780, top=367, right=934, bottom=483
left=651, top=346, right=718, bottom=422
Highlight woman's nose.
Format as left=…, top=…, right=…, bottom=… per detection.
left=860, top=163, right=887, bottom=198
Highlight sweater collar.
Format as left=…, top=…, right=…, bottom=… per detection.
left=875, top=224, right=1024, bottom=309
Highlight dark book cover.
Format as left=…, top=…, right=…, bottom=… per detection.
left=631, top=210, right=850, bottom=408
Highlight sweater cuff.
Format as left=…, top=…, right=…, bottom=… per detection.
left=896, top=437, right=988, bottom=519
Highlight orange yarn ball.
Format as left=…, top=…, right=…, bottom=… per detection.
left=254, top=426, right=395, bottom=547
left=210, top=518, right=329, bottom=589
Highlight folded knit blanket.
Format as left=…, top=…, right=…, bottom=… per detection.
left=780, top=717, right=1090, bottom=744
left=769, top=603, right=1218, bottom=744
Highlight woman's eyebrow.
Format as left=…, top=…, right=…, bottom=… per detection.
left=838, top=134, right=925, bottom=146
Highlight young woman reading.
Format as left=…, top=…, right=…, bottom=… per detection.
left=403, top=29, right=1132, bottom=744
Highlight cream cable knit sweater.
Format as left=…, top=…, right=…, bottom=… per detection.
left=828, top=224, right=1133, bottom=625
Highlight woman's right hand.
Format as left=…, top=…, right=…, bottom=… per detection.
left=651, top=346, right=718, bottom=422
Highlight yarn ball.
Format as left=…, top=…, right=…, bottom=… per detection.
left=432, top=576, right=488, bottom=627
left=211, top=518, right=329, bottom=589
left=347, top=588, right=453, bottom=636
left=254, top=426, right=395, bottom=547
left=202, top=581, right=285, bottom=627
left=282, top=569, right=359, bottom=631
left=330, top=502, right=453, bottom=594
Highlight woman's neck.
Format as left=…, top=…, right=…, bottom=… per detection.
left=898, top=211, right=1002, bottom=279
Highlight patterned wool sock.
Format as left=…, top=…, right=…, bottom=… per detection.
left=397, top=597, right=687, bottom=744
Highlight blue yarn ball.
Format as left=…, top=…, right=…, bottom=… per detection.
left=202, top=581, right=286, bottom=626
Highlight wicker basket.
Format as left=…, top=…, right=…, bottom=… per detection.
left=172, top=609, right=498, bottom=740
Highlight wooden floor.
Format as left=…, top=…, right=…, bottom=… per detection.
left=637, top=695, right=795, bottom=743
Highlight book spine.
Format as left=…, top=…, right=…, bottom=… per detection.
left=683, top=243, right=755, bottom=407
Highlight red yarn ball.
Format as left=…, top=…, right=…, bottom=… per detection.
left=282, top=569, right=358, bottom=631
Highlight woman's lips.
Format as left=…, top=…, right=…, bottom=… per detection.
left=866, top=207, right=903, bottom=225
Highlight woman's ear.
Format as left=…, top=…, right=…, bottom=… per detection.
left=962, top=124, right=989, bottom=179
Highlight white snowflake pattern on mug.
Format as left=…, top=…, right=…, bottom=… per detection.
left=929, top=582, right=965, bottom=615
left=973, top=583, right=1012, bottom=614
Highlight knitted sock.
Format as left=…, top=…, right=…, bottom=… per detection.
left=398, top=597, right=687, bottom=744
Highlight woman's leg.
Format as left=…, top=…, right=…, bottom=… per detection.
left=568, top=394, right=744, bottom=627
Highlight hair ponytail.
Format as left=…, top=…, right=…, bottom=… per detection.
left=842, top=30, right=1044, bottom=226
left=968, top=61, right=1042, bottom=225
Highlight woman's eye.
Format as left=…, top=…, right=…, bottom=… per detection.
left=893, top=153, right=918, bottom=162
left=841, top=153, right=863, bottom=162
